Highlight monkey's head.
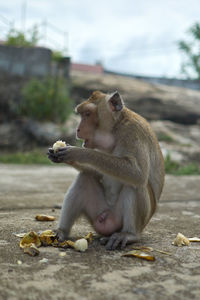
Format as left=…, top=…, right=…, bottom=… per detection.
left=75, top=91, right=124, bottom=149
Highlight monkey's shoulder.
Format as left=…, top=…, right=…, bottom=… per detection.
left=120, top=109, right=158, bottom=141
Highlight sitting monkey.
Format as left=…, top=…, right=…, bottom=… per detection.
left=48, top=91, right=165, bottom=250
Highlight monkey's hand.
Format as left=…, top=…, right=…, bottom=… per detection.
left=100, top=232, right=139, bottom=250
left=54, top=228, right=68, bottom=242
left=47, top=146, right=74, bottom=164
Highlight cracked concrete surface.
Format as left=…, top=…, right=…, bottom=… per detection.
left=0, top=164, right=200, bottom=300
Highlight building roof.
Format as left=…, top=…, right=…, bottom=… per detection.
left=71, top=62, right=103, bottom=74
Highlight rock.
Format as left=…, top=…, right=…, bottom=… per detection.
left=0, top=117, right=78, bottom=151
left=71, top=71, right=200, bottom=125
left=151, top=120, right=200, bottom=164
left=0, top=122, right=29, bottom=150
left=24, top=120, right=62, bottom=145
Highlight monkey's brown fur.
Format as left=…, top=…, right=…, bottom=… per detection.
left=48, top=91, right=165, bottom=250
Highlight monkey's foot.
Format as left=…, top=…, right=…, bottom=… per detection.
left=54, top=228, right=68, bottom=242
left=101, top=232, right=139, bottom=250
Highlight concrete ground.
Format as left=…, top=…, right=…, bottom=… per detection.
left=0, top=164, right=200, bottom=300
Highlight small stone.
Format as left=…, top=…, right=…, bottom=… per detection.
left=39, top=258, right=48, bottom=263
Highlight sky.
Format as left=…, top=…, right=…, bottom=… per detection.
left=0, top=0, right=200, bottom=78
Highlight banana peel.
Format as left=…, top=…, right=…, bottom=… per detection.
left=18, top=230, right=91, bottom=257
left=122, top=250, right=155, bottom=261
left=84, top=232, right=93, bottom=243
left=35, top=215, right=56, bottom=221
left=39, top=230, right=57, bottom=246
left=23, top=243, right=40, bottom=256
left=20, top=231, right=41, bottom=249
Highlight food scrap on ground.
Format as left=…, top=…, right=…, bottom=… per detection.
left=23, top=243, right=40, bottom=256
left=74, top=239, right=88, bottom=252
left=84, top=232, right=93, bottom=243
left=59, top=252, right=67, bottom=257
left=16, top=229, right=200, bottom=258
left=39, top=230, right=57, bottom=246
left=17, top=230, right=92, bottom=256
left=19, top=231, right=41, bottom=256
left=188, top=237, right=200, bottom=242
left=122, top=250, right=156, bottom=261
left=35, top=215, right=56, bottom=221
left=172, top=233, right=191, bottom=247
left=20, top=231, right=41, bottom=249
left=132, top=246, right=172, bottom=256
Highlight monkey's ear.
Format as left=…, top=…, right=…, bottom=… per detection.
left=108, top=91, right=124, bottom=112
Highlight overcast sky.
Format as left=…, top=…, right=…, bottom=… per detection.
left=0, top=0, right=200, bottom=78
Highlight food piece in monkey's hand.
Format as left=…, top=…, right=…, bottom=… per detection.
left=172, top=232, right=190, bottom=247
left=52, top=140, right=67, bottom=153
left=35, top=214, right=56, bottom=221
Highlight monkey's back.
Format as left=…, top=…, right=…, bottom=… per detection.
left=119, top=107, right=165, bottom=202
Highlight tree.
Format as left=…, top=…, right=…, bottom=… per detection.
left=178, top=23, right=200, bottom=79
left=20, top=77, right=72, bottom=123
left=5, top=25, right=40, bottom=47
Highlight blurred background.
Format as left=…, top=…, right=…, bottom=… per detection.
left=0, top=0, right=200, bottom=175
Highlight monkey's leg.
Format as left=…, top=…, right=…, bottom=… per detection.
left=83, top=183, right=123, bottom=237
left=105, top=186, right=151, bottom=250
left=57, top=172, right=121, bottom=241
left=57, top=172, right=123, bottom=242
left=56, top=172, right=104, bottom=241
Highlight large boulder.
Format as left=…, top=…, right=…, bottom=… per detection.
left=150, top=120, right=200, bottom=164
left=0, top=115, right=79, bottom=151
left=71, top=71, right=200, bottom=125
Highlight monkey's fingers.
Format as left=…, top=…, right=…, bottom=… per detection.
left=106, top=233, right=127, bottom=250
left=106, top=233, right=137, bottom=250
left=47, top=148, right=54, bottom=154
left=56, top=146, right=69, bottom=153
left=54, top=228, right=68, bottom=242
left=47, top=150, right=63, bottom=163
left=56, top=148, right=69, bottom=157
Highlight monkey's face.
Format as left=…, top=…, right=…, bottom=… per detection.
left=75, top=91, right=124, bottom=150
left=76, top=103, right=98, bottom=148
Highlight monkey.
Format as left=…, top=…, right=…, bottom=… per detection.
left=47, top=90, right=165, bottom=250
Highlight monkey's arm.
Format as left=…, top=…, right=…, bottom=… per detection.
left=68, top=161, right=102, bottom=179
left=48, top=148, right=102, bottom=178
left=48, top=146, right=149, bottom=186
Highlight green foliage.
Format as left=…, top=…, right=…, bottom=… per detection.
left=157, top=133, right=174, bottom=143
left=164, top=154, right=179, bottom=174
left=164, top=154, right=200, bottom=175
left=19, top=77, right=72, bottom=123
left=5, top=25, right=40, bottom=47
left=52, top=51, right=65, bottom=62
left=178, top=22, right=200, bottom=79
left=0, top=150, right=51, bottom=165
